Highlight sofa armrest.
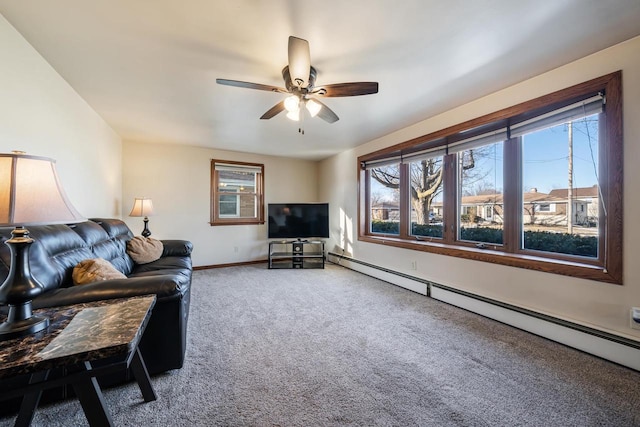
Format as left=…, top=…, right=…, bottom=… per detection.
left=32, top=275, right=189, bottom=309
left=161, top=240, right=193, bottom=257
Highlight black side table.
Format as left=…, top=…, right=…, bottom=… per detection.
left=0, top=295, right=157, bottom=427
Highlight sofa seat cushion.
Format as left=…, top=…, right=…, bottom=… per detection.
left=31, top=274, right=188, bottom=309
left=129, top=269, right=191, bottom=283
left=131, top=256, right=192, bottom=275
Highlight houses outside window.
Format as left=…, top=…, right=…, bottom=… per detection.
left=358, top=72, right=622, bottom=284
left=485, top=206, right=493, bottom=219
left=211, top=160, right=264, bottom=225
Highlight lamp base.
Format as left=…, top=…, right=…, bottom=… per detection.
left=141, top=216, right=151, bottom=238
left=0, top=303, right=49, bottom=341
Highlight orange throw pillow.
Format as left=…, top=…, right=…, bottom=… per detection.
left=73, top=258, right=127, bottom=285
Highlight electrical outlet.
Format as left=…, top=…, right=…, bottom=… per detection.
left=631, top=307, right=640, bottom=330
left=410, top=261, right=417, bottom=271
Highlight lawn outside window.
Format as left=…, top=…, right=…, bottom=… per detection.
left=358, top=72, right=623, bottom=284
left=211, top=160, right=264, bottom=225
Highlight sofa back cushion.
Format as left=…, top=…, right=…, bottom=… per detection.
left=0, top=219, right=135, bottom=291
left=76, top=220, right=135, bottom=276
left=0, top=224, right=94, bottom=292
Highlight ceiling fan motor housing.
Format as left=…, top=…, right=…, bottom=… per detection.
left=282, top=66, right=317, bottom=94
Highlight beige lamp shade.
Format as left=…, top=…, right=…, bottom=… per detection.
left=0, top=153, right=85, bottom=226
left=129, top=198, right=154, bottom=217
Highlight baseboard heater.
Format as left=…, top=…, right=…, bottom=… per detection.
left=327, top=252, right=640, bottom=371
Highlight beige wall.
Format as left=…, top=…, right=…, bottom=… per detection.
left=4, top=7, right=639, bottom=340
left=122, top=141, right=320, bottom=267
left=320, top=35, right=640, bottom=339
left=0, top=15, right=122, bottom=217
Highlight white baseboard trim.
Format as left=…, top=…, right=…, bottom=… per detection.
left=431, top=286, right=640, bottom=371
left=327, top=252, right=640, bottom=371
left=328, top=253, right=428, bottom=295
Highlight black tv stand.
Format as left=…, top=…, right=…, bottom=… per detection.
left=268, top=240, right=325, bottom=269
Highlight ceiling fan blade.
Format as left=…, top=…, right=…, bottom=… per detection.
left=314, top=82, right=379, bottom=97
left=216, top=79, right=288, bottom=93
left=311, top=99, right=339, bottom=123
left=288, top=36, right=311, bottom=88
left=260, top=101, right=286, bottom=120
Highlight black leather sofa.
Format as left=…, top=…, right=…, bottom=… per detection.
left=0, top=218, right=192, bottom=412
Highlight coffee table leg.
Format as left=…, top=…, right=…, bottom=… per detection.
left=130, top=347, right=157, bottom=402
left=71, top=361, right=114, bottom=427
left=15, top=370, right=49, bottom=427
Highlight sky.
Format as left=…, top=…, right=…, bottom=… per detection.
left=522, top=116, right=598, bottom=194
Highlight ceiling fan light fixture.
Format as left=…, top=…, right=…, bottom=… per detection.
left=286, top=109, right=300, bottom=121
left=305, top=99, right=322, bottom=117
left=284, top=95, right=300, bottom=113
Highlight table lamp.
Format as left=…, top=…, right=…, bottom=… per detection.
left=0, top=152, right=85, bottom=341
left=129, top=198, right=154, bottom=237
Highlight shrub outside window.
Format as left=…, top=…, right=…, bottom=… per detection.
left=211, top=160, right=264, bottom=225
left=358, top=72, right=622, bottom=284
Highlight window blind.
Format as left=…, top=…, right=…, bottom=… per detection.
left=401, top=147, right=448, bottom=164
left=510, top=94, right=603, bottom=138
left=446, top=128, right=509, bottom=154
left=363, top=156, right=402, bottom=170
left=363, top=94, right=603, bottom=167
left=215, top=163, right=262, bottom=173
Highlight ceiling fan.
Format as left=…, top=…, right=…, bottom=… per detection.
left=216, top=36, right=378, bottom=126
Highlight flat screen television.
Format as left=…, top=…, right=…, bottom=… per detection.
left=268, top=203, right=329, bottom=239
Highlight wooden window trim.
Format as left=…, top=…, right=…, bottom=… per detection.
left=210, top=159, right=265, bottom=226
left=358, top=71, right=623, bottom=284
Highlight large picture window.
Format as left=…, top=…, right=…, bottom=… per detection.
left=358, top=72, right=622, bottom=284
left=211, top=160, right=264, bottom=225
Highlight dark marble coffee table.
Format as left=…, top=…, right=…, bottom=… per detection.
left=0, top=295, right=157, bottom=427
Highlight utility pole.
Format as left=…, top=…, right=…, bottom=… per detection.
left=567, top=122, right=573, bottom=234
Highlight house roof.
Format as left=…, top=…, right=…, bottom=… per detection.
left=548, top=185, right=599, bottom=198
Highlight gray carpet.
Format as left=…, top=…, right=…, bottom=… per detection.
left=2, top=264, right=640, bottom=426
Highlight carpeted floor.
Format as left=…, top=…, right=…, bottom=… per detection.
left=3, top=264, right=640, bottom=426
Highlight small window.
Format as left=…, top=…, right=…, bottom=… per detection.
left=368, top=162, right=401, bottom=235
left=457, top=141, right=504, bottom=246
left=211, top=160, right=264, bottom=225
left=521, top=113, right=599, bottom=258
left=408, top=153, right=445, bottom=239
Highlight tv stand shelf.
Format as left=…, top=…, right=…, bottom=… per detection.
left=268, top=240, right=325, bottom=269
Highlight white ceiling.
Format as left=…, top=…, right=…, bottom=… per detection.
left=2, top=1, right=640, bottom=161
